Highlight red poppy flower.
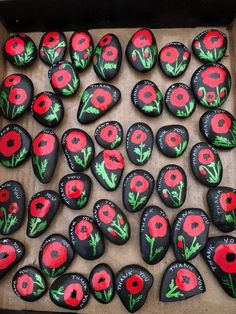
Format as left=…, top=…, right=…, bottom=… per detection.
left=206, top=91, right=216, bottom=103
left=130, top=175, right=149, bottom=193
left=103, top=149, right=124, bottom=170
left=198, top=89, right=203, bottom=97
left=74, top=220, right=93, bottom=241
left=137, top=85, right=156, bottom=104
left=183, top=215, right=205, bottom=237
left=125, top=274, right=144, bottom=294
left=4, top=75, right=21, bottom=88
left=99, top=34, right=113, bottom=47
left=213, top=244, right=236, bottom=273
left=65, top=131, right=87, bottom=152
left=194, top=41, right=201, bottom=48
left=42, top=32, right=60, bottom=49
left=64, top=283, right=83, bottom=307
left=5, top=37, right=25, bottom=56
left=65, top=179, right=84, bottom=199
left=42, top=241, right=68, bottom=269
left=177, top=239, right=184, bottom=249
left=201, top=66, right=226, bottom=88
left=183, top=51, right=190, bottom=60
left=33, top=133, right=55, bottom=156
left=109, top=230, right=116, bottom=237
left=71, top=32, right=91, bottom=51
left=164, top=169, right=183, bottom=188
left=164, top=132, right=181, bottom=147
left=130, top=130, right=147, bottom=145
left=198, top=148, right=215, bottom=165
left=211, top=113, right=232, bottom=134
left=8, top=202, right=19, bottom=214
left=175, top=269, right=197, bottom=291
left=169, top=87, right=190, bottom=107
left=219, top=192, right=236, bottom=212
left=51, top=70, right=72, bottom=89
left=220, top=90, right=225, bottom=98
left=0, top=131, right=21, bottom=157
left=148, top=215, right=168, bottom=238
left=90, top=89, right=113, bottom=111
left=16, top=274, right=34, bottom=296
left=91, top=270, right=111, bottom=291
left=100, top=125, right=118, bottom=143
left=102, top=46, right=118, bottom=62
left=9, top=88, right=27, bottom=105
left=30, top=196, right=51, bottom=218
left=0, top=189, right=10, bottom=202
left=132, top=29, right=152, bottom=48
left=203, top=31, right=224, bottom=50
left=98, top=204, right=116, bottom=224
left=160, top=46, right=179, bottom=64
left=200, top=169, right=206, bottom=176
left=0, top=244, right=16, bottom=269
left=32, top=94, right=52, bottom=115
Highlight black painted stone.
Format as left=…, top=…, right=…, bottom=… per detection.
left=191, top=63, right=231, bottom=108
left=0, top=180, right=25, bottom=235
left=69, top=215, right=105, bottom=260
left=192, top=29, right=227, bottom=63
left=12, top=266, right=47, bottom=301
left=4, top=33, right=37, bottom=67
left=48, top=61, right=80, bottom=96
left=0, top=124, right=31, bottom=168
left=165, top=83, right=196, bottom=118
left=77, top=83, right=121, bottom=124
left=70, top=31, right=94, bottom=71
left=126, top=122, right=154, bottom=166
left=0, top=237, right=25, bottom=280
left=91, top=149, right=125, bottom=191
left=190, top=142, right=223, bottom=187
left=131, top=80, right=163, bottom=117
left=159, top=42, right=191, bottom=78
left=140, top=206, right=170, bottom=265
left=207, top=186, right=236, bottom=232
left=59, top=173, right=91, bottom=210
left=122, top=169, right=154, bottom=213
left=156, top=125, right=189, bottom=158
left=89, top=263, right=115, bottom=304
left=156, top=164, right=187, bottom=208
left=39, top=233, right=74, bottom=278
left=202, top=236, right=236, bottom=298
left=31, top=91, right=64, bottom=127
left=126, top=28, right=158, bottom=73
left=0, top=73, right=34, bottom=120
left=160, top=261, right=205, bottom=302
left=93, top=33, right=122, bottom=81
left=27, top=190, right=60, bottom=238
left=61, top=128, right=95, bottom=172
left=172, top=208, right=210, bottom=261
left=32, top=129, right=59, bottom=184
left=39, top=31, right=67, bottom=66
left=94, top=120, right=123, bottom=149
left=116, top=264, right=153, bottom=313
left=199, top=108, right=236, bottom=149
left=93, top=199, right=130, bottom=245
left=49, top=272, right=90, bottom=310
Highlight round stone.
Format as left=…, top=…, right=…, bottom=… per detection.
left=94, top=121, right=123, bottom=149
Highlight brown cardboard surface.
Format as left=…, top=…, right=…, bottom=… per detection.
left=0, top=23, right=236, bottom=314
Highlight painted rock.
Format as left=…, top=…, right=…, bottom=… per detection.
left=190, top=142, right=222, bottom=187
left=50, top=273, right=90, bottom=310
left=48, top=61, right=79, bottom=96
left=156, top=164, right=187, bottom=208
left=69, top=215, right=105, bottom=260
left=202, top=236, right=236, bottom=298
left=160, top=261, right=205, bottom=302
left=91, top=149, right=125, bottom=191
left=0, top=124, right=31, bottom=168
left=12, top=266, right=47, bottom=301
left=165, top=83, right=196, bottom=118
left=191, top=63, right=231, bottom=108
left=39, top=31, right=67, bottom=66
left=77, top=83, right=121, bottom=124
left=122, top=169, right=154, bottom=213
left=93, top=199, right=130, bottom=245
left=116, top=264, right=153, bottom=313
left=126, top=28, right=158, bottom=73
left=0, top=237, right=25, bottom=280
left=31, top=91, right=64, bottom=127
left=140, top=206, right=170, bottom=265
left=94, top=121, right=123, bottom=149
left=4, top=33, right=37, bottom=67
left=172, top=208, right=210, bottom=261
left=61, top=128, right=95, bottom=172
left=0, top=73, right=34, bottom=120
left=89, top=263, right=115, bottom=304
left=156, top=125, right=189, bottom=158
left=192, top=29, right=227, bottom=63
left=199, top=108, right=236, bottom=149
left=59, top=173, right=91, bottom=210
left=126, top=122, right=154, bottom=165
left=27, top=190, right=60, bottom=238
left=131, top=80, right=163, bottom=117
left=93, top=33, right=122, bottom=81
left=39, top=234, right=74, bottom=278
left=207, top=186, right=236, bottom=232
left=0, top=180, right=25, bottom=235
left=32, top=129, right=59, bottom=183
left=70, top=31, right=94, bottom=71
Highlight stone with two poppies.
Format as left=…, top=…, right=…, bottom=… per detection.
left=94, top=120, right=123, bottom=149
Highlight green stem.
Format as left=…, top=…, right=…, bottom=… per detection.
left=148, top=237, right=155, bottom=261
left=199, top=164, right=217, bottom=182
left=78, top=94, right=93, bottom=120
left=110, top=217, right=128, bottom=239
left=29, top=218, right=42, bottom=237
left=50, top=105, right=59, bottom=121
left=33, top=155, right=44, bottom=179
left=89, top=233, right=98, bottom=256
left=96, top=161, right=116, bottom=189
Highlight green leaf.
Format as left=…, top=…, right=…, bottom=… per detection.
left=45, top=113, right=56, bottom=121
left=1, top=160, right=12, bottom=167
left=142, top=105, right=156, bottom=112
left=225, top=214, right=234, bottom=223
left=134, top=147, right=141, bottom=155
left=84, top=106, right=100, bottom=114
left=53, top=102, right=60, bottom=112
left=0, top=91, right=8, bottom=100
left=104, top=63, right=117, bottom=70
left=166, top=63, right=174, bottom=73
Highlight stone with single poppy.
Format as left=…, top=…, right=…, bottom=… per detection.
left=94, top=120, right=123, bottom=149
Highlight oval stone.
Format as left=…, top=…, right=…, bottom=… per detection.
left=94, top=120, right=123, bottom=149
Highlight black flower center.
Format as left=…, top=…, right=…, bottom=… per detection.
left=14, top=93, right=21, bottom=100
left=109, top=155, right=119, bottom=163
left=38, top=140, right=47, bottom=147
left=39, top=101, right=45, bottom=107
left=211, top=36, right=220, bottom=43
left=203, top=153, right=211, bottom=161
left=70, top=289, right=77, bottom=298
left=36, top=202, right=44, bottom=210
left=103, top=38, right=108, bottom=43
left=79, top=38, right=85, bottom=45
left=106, top=51, right=113, bottom=57
left=7, top=139, right=15, bottom=147
left=49, top=37, right=54, bottom=42
left=166, top=52, right=172, bottom=57
left=226, top=252, right=235, bottom=262
left=191, top=222, right=199, bottom=229
left=155, top=222, right=163, bottom=229
left=12, top=42, right=18, bottom=49
left=226, top=197, right=232, bottom=204
left=98, top=277, right=105, bottom=283
left=71, top=137, right=79, bottom=144
left=97, top=96, right=105, bottom=104
left=218, top=119, right=225, bottom=127
left=182, top=275, right=190, bottom=284
left=9, top=78, right=14, bottom=82
left=177, top=94, right=183, bottom=100
left=51, top=250, right=59, bottom=258
left=0, top=252, right=9, bottom=260
left=170, top=174, right=176, bottom=180
left=209, top=73, right=220, bottom=79
left=72, top=185, right=77, bottom=192
left=107, top=130, right=113, bottom=137
left=144, top=91, right=152, bottom=98
left=57, top=75, right=63, bottom=82
left=140, top=35, right=147, bottom=41
left=103, top=211, right=109, bottom=217
left=81, top=226, right=87, bottom=233
left=22, top=282, right=28, bottom=289
left=136, top=180, right=143, bottom=187
left=132, top=281, right=138, bottom=287
left=171, top=137, right=176, bottom=142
